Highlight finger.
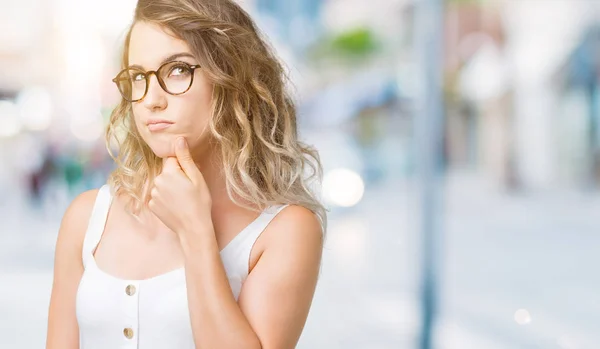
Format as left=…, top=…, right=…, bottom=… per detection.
left=174, top=137, right=199, bottom=182
left=162, top=157, right=180, bottom=173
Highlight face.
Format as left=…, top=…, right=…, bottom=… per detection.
left=127, top=21, right=213, bottom=159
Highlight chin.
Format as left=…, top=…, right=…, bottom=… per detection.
left=144, top=137, right=176, bottom=159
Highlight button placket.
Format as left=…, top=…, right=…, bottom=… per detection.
left=123, top=281, right=140, bottom=344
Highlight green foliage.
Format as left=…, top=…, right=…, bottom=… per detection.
left=330, top=27, right=378, bottom=56
left=308, top=27, right=380, bottom=65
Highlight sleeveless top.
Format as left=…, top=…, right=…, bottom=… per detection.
left=75, top=184, right=289, bottom=349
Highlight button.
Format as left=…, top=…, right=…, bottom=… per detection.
left=123, top=327, right=134, bottom=339
left=125, top=284, right=136, bottom=296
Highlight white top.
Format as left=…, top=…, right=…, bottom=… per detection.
left=76, top=184, right=288, bottom=349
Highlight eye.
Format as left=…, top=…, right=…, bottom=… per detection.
left=168, top=65, right=190, bottom=77
left=130, top=72, right=145, bottom=81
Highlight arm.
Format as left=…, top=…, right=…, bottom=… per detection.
left=181, top=205, right=323, bottom=349
left=46, top=189, right=99, bottom=349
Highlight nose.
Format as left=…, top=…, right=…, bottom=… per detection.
left=142, top=73, right=167, bottom=111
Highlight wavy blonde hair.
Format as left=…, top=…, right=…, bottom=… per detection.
left=105, top=0, right=327, bottom=232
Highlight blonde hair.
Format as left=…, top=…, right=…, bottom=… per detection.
left=105, top=0, right=327, bottom=232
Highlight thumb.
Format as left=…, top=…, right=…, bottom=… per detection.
left=175, top=137, right=199, bottom=182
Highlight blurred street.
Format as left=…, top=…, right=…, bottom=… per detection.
left=2, top=0, right=600, bottom=347
left=2, top=171, right=599, bottom=349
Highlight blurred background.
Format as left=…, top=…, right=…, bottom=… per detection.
left=1, top=0, right=600, bottom=348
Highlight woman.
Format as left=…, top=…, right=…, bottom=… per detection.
left=46, top=1, right=326, bottom=348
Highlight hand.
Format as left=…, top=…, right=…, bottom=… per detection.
left=148, top=137, right=213, bottom=241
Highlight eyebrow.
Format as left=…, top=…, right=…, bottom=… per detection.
left=129, top=52, right=196, bottom=70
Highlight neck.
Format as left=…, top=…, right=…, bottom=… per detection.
left=189, top=141, right=230, bottom=208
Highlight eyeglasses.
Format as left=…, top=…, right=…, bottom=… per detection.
left=112, top=61, right=201, bottom=102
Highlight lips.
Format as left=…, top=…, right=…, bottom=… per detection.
left=146, top=119, right=174, bottom=132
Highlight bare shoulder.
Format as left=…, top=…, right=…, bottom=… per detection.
left=47, top=188, right=101, bottom=349
left=265, top=205, right=324, bottom=252
left=65, top=189, right=100, bottom=218
left=56, top=188, right=101, bottom=248
left=238, top=205, right=325, bottom=348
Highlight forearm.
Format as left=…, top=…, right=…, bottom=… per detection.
left=181, top=231, right=261, bottom=349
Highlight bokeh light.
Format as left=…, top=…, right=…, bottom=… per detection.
left=322, top=168, right=365, bottom=207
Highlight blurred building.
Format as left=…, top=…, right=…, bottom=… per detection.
left=444, top=0, right=600, bottom=192
left=254, top=0, right=322, bottom=51
left=554, top=25, right=600, bottom=188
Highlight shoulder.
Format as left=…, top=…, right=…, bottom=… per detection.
left=56, top=188, right=101, bottom=249
left=273, top=204, right=323, bottom=230
left=264, top=204, right=324, bottom=254
left=47, top=188, right=102, bottom=349
left=63, top=188, right=100, bottom=227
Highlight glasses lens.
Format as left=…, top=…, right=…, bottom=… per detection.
left=159, top=62, right=194, bottom=94
left=115, top=69, right=146, bottom=101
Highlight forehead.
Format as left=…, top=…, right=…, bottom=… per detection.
left=128, top=21, right=192, bottom=69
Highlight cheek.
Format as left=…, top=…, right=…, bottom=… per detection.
left=132, top=110, right=144, bottom=129
left=178, top=85, right=213, bottom=130
left=188, top=74, right=212, bottom=114
left=130, top=108, right=144, bottom=134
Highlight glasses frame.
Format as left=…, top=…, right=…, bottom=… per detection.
left=112, top=61, right=202, bottom=102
